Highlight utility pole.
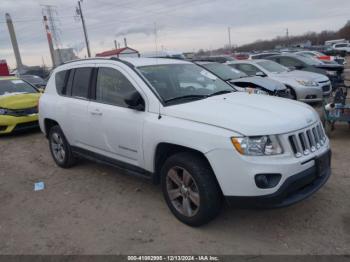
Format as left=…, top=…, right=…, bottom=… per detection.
left=76, top=0, right=91, bottom=57
left=124, top=37, right=127, bottom=47
left=228, top=26, right=232, bottom=50
left=286, top=28, right=289, bottom=47
left=5, top=13, right=23, bottom=71
left=43, top=15, right=56, bottom=67
left=114, top=40, right=117, bottom=49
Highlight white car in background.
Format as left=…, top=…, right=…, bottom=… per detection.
left=227, top=60, right=331, bottom=102
left=332, top=43, right=350, bottom=53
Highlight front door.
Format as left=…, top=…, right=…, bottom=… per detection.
left=86, top=66, right=146, bottom=168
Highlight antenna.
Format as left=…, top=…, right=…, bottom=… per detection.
left=154, top=22, right=159, bottom=57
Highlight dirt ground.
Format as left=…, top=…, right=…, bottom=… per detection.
left=0, top=61, right=350, bottom=255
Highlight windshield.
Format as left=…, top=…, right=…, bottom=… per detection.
left=138, top=64, right=234, bottom=104
left=256, top=60, right=288, bottom=73
left=21, top=75, right=46, bottom=85
left=0, top=79, right=38, bottom=96
left=201, top=63, right=247, bottom=80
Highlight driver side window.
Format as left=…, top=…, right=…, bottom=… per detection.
left=95, top=67, right=137, bottom=108
left=279, top=57, right=301, bottom=67
left=236, top=64, right=260, bottom=76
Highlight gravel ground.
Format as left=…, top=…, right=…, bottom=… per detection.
left=0, top=60, right=349, bottom=255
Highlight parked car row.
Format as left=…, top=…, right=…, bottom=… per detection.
left=227, top=59, right=331, bottom=102
left=34, top=57, right=331, bottom=226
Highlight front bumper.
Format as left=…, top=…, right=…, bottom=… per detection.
left=0, top=114, right=39, bottom=134
left=294, top=85, right=323, bottom=102
left=225, top=150, right=331, bottom=208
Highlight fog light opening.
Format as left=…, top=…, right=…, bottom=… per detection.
left=255, top=174, right=282, bottom=189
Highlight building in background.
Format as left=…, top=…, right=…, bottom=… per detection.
left=53, top=48, right=78, bottom=65
left=96, top=47, right=140, bottom=58
left=0, top=60, right=10, bottom=76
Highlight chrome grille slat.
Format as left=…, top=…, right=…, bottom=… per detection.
left=288, top=122, right=327, bottom=157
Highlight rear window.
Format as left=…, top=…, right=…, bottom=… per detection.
left=71, top=67, right=93, bottom=99
left=55, top=70, right=69, bottom=95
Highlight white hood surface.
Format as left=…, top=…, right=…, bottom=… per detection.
left=161, top=92, right=319, bottom=136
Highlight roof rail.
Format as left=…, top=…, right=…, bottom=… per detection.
left=61, top=57, right=136, bottom=69
left=62, top=57, right=109, bottom=65
left=109, top=57, right=135, bottom=68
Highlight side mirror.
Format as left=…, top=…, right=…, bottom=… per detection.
left=124, top=91, right=145, bottom=111
left=255, top=71, right=266, bottom=77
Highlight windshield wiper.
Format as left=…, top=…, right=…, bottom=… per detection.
left=164, top=94, right=207, bottom=104
left=207, top=90, right=233, bottom=97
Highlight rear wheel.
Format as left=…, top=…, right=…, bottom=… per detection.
left=49, top=125, right=76, bottom=168
left=286, top=87, right=297, bottom=100
left=161, top=152, right=222, bottom=227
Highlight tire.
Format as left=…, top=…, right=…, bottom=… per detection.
left=48, top=125, right=76, bottom=168
left=286, top=87, right=297, bottom=100
left=160, top=152, right=222, bottom=227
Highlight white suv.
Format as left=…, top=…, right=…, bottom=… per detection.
left=39, top=57, right=331, bottom=226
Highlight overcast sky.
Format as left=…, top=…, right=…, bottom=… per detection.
left=1, top=0, right=349, bottom=68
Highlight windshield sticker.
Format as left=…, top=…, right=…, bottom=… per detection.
left=11, top=80, right=25, bottom=84
left=200, top=70, right=217, bottom=80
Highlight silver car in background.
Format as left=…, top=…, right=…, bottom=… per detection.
left=227, top=59, right=331, bottom=102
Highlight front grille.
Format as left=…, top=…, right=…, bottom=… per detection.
left=288, top=122, right=327, bottom=157
left=322, top=85, right=331, bottom=93
left=6, top=107, right=38, bottom=117
left=318, top=80, right=329, bottom=84
left=13, top=121, right=39, bottom=131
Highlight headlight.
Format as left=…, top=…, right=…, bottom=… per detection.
left=231, top=135, right=283, bottom=156
left=244, top=88, right=268, bottom=95
left=0, top=108, right=8, bottom=115
left=326, top=70, right=337, bottom=76
left=296, top=80, right=318, bottom=86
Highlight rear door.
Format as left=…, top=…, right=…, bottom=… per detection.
left=59, top=66, right=94, bottom=147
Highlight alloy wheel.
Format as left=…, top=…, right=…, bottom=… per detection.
left=166, top=166, right=200, bottom=217
left=51, top=132, right=66, bottom=162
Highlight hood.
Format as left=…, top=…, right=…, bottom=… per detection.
left=230, top=76, right=286, bottom=92
left=0, top=93, right=40, bottom=109
left=270, top=70, right=329, bottom=82
left=161, top=92, right=319, bottom=136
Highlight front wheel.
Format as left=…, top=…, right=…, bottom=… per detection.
left=286, top=87, right=297, bottom=100
left=161, top=152, right=222, bottom=227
